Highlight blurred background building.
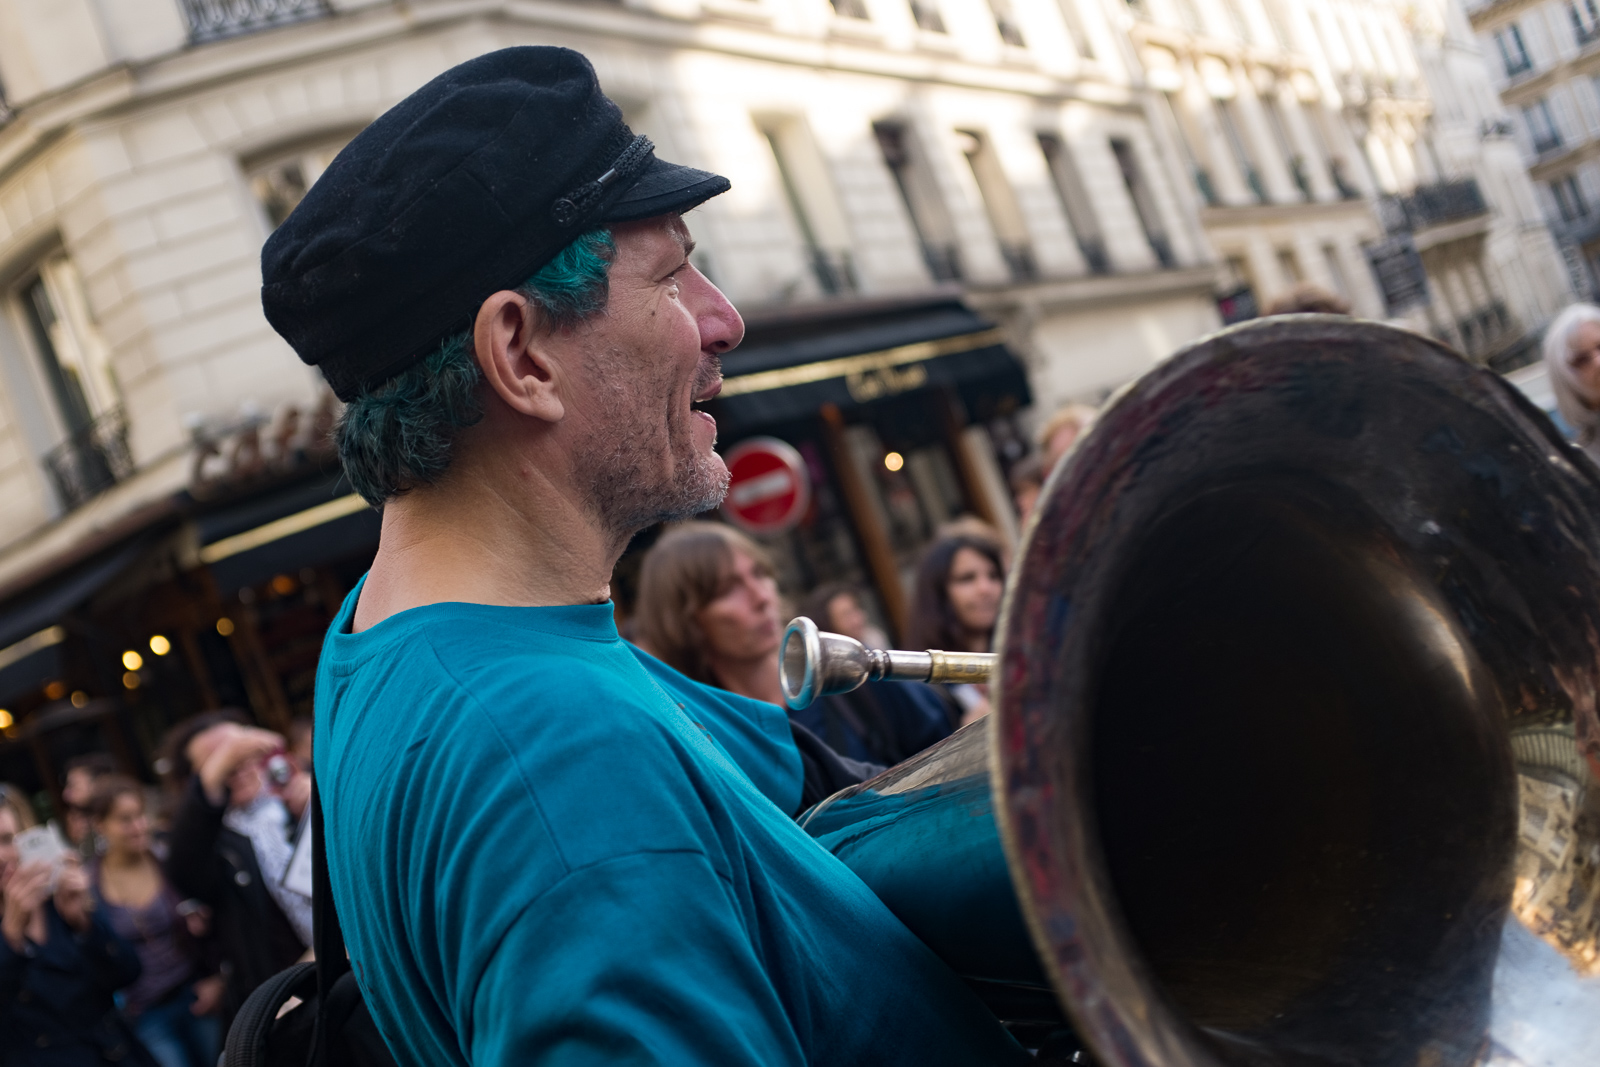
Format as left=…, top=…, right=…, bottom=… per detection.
left=1467, top=0, right=1600, bottom=300
left=0, top=0, right=1579, bottom=799
left=1135, top=0, right=1571, bottom=362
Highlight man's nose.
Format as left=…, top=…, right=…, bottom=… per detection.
left=694, top=273, right=744, bottom=355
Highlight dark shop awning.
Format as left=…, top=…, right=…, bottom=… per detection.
left=195, top=474, right=378, bottom=595
left=706, top=296, right=1031, bottom=434
left=0, top=534, right=155, bottom=703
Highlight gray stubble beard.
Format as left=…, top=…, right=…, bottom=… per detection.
left=580, top=360, right=730, bottom=545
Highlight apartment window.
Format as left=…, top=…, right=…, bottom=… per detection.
left=1571, top=0, right=1600, bottom=46
left=956, top=131, right=1037, bottom=281
left=910, top=0, right=945, bottom=32
left=1276, top=247, right=1302, bottom=283
left=1221, top=0, right=1253, bottom=43
left=1262, top=0, right=1292, bottom=48
left=1553, top=174, right=1589, bottom=222
left=829, top=0, right=871, bottom=17
left=1263, top=96, right=1311, bottom=201
left=1494, top=24, right=1533, bottom=77
left=1056, top=0, right=1096, bottom=58
left=1321, top=243, right=1349, bottom=297
left=1216, top=98, right=1267, bottom=203
left=1524, top=99, right=1563, bottom=154
left=1170, top=0, right=1203, bottom=34
left=761, top=119, right=858, bottom=294
left=1218, top=254, right=1259, bottom=323
left=1037, top=132, right=1109, bottom=273
left=13, top=255, right=130, bottom=508
left=874, top=121, right=962, bottom=281
left=988, top=0, right=1026, bottom=46
left=1162, top=93, right=1220, bottom=206
left=246, top=137, right=350, bottom=230
left=1110, top=138, right=1176, bottom=268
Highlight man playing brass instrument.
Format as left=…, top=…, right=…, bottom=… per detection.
left=261, top=48, right=1024, bottom=1065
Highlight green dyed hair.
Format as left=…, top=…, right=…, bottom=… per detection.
left=337, top=229, right=614, bottom=506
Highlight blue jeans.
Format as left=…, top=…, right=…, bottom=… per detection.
left=132, top=986, right=221, bottom=1067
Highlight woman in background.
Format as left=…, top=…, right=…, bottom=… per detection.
left=1543, top=303, right=1600, bottom=463
left=90, top=776, right=221, bottom=1067
left=633, top=522, right=945, bottom=779
left=906, top=533, right=1007, bottom=726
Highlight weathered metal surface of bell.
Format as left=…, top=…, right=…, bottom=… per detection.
left=795, top=317, right=1600, bottom=1066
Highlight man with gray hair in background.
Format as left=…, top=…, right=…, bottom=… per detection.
left=261, top=47, right=1024, bottom=1065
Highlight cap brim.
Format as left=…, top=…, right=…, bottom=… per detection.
left=603, top=155, right=730, bottom=222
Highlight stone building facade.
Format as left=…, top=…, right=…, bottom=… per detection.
left=1468, top=0, right=1600, bottom=298
left=1133, top=0, right=1572, bottom=365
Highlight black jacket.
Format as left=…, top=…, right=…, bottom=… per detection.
left=0, top=903, right=157, bottom=1067
left=161, top=777, right=304, bottom=1027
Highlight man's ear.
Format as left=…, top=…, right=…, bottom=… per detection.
left=473, top=291, right=565, bottom=422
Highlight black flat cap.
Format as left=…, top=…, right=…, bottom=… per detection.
left=261, top=47, right=730, bottom=401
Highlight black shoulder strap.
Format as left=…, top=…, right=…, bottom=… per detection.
left=310, top=778, right=350, bottom=1066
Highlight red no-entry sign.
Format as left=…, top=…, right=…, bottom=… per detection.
left=721, top=437, right=811, bottom=535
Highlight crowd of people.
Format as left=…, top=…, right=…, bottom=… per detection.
left=0, top=716, right=314, bottom=1067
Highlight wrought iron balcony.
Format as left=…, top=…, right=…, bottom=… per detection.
left=1377, top=179, right=1488, bottom=235
left=180, top=0, right=331, bottom=43
left=1533, top=131, right=1565, bottom=155
left=44, top=409, right=134, bottom=510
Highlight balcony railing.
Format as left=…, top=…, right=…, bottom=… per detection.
left=1534, top=132, right=1565, bottom=155
left=180, top=0, right=331, bottom=43
left=1377, top=179, right=1489, bottom=235
left=1504, top=55, right=1534, bottom=78
left=44, top=409, right=134, bottom=510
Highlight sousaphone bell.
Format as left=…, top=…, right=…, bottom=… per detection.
left=781, top=317, right=1600, bottom=1066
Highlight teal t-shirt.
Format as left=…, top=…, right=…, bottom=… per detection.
left=314, top=579, right=1025, bottom=1066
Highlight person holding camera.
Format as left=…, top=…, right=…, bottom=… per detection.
left=1, top=798, right=156, bottom=1066
left=159, top=713, right=309, bottom=1029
